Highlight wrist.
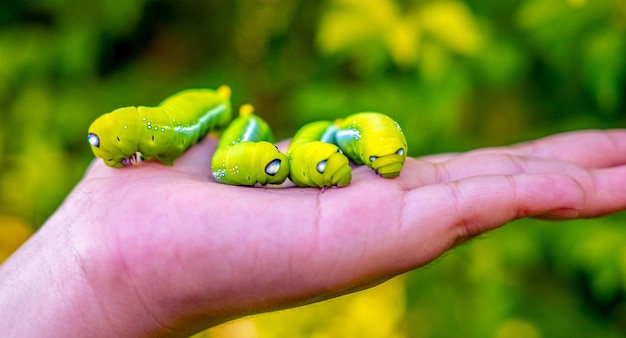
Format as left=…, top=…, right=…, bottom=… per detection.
left=0, top=215, right=119, bottom=337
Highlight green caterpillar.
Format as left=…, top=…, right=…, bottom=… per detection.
left=211, top=105, right=289, bottom=186
left=288, top=112, right=407, bottom=187
left=287, top=121, right=352, bottom=188
left=88, top=86, right=232, bottom=168
left=335, top=112, right=407, bottom=179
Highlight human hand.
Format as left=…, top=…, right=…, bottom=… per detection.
left=2, top=129, right=625, bottom=337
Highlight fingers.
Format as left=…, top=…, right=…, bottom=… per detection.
left=398, top=164, right=626, bottom=269
left=464, top=129, right=626, bottom=169
left=415, top=129, right=626, bottom=174
left=397, top=173, right=587, bottom=267
left=396, top=144, right=626, bottom=224
left=513, top=129, right=626, bottom=168
left=396, top=154, right=591, bottom=191
left=399, top=154, right=626, bottom=219
left=399, top=129, right=626, bottom=193
left=398, top=132, right=626, bottom=193
left=578, top=165, right=626, bottom=217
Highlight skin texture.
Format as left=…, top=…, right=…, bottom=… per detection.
left=88, top=86, right=232, bottom=168
left=2, top=129, right=626, bottom=337
left=211, top=106, right=289, bottom=185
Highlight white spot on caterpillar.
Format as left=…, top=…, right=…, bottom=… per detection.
left=213, top=169, right=226, bottom=181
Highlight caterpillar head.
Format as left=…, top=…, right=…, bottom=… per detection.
left=288, top=142, right=351, bottom=188
left=363, top=138, right=407, bottom=179
left=88, top=107, right=143, bottom=168
left=212, top=141, right=289, bottom=186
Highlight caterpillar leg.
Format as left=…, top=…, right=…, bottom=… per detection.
left=122, top=152, right=144, bottom=167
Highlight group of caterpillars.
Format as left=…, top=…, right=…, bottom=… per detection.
left=87, top=85, right=408, bottom=188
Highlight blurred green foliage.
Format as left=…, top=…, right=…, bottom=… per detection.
left=1, top=0, right=625, bottom=337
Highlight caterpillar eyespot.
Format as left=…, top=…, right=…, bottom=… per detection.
left=87, top=85, right=232, bottom=168
left=211, top=105, right=289, bottom=186
left=265, top=159, right=283, bottom=176
left=87, top=133, right=100, bottom=148
left=316, top=160, right=327, bottom=173
left=287, top=120, right=352, bottom=188
left=335, top=112, right=408, bottom=178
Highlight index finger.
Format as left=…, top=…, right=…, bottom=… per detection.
left=466, top=129, right=626, bottom=169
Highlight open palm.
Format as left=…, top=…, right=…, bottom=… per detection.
left=2, top=130, right=626, bottom=337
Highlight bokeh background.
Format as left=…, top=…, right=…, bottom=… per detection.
left=1, top=0, right=626, bottom=336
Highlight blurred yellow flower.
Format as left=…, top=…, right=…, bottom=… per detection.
left=317, top=0, right=482, bottom=70
left=418, top=1, right=482, bottom=56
